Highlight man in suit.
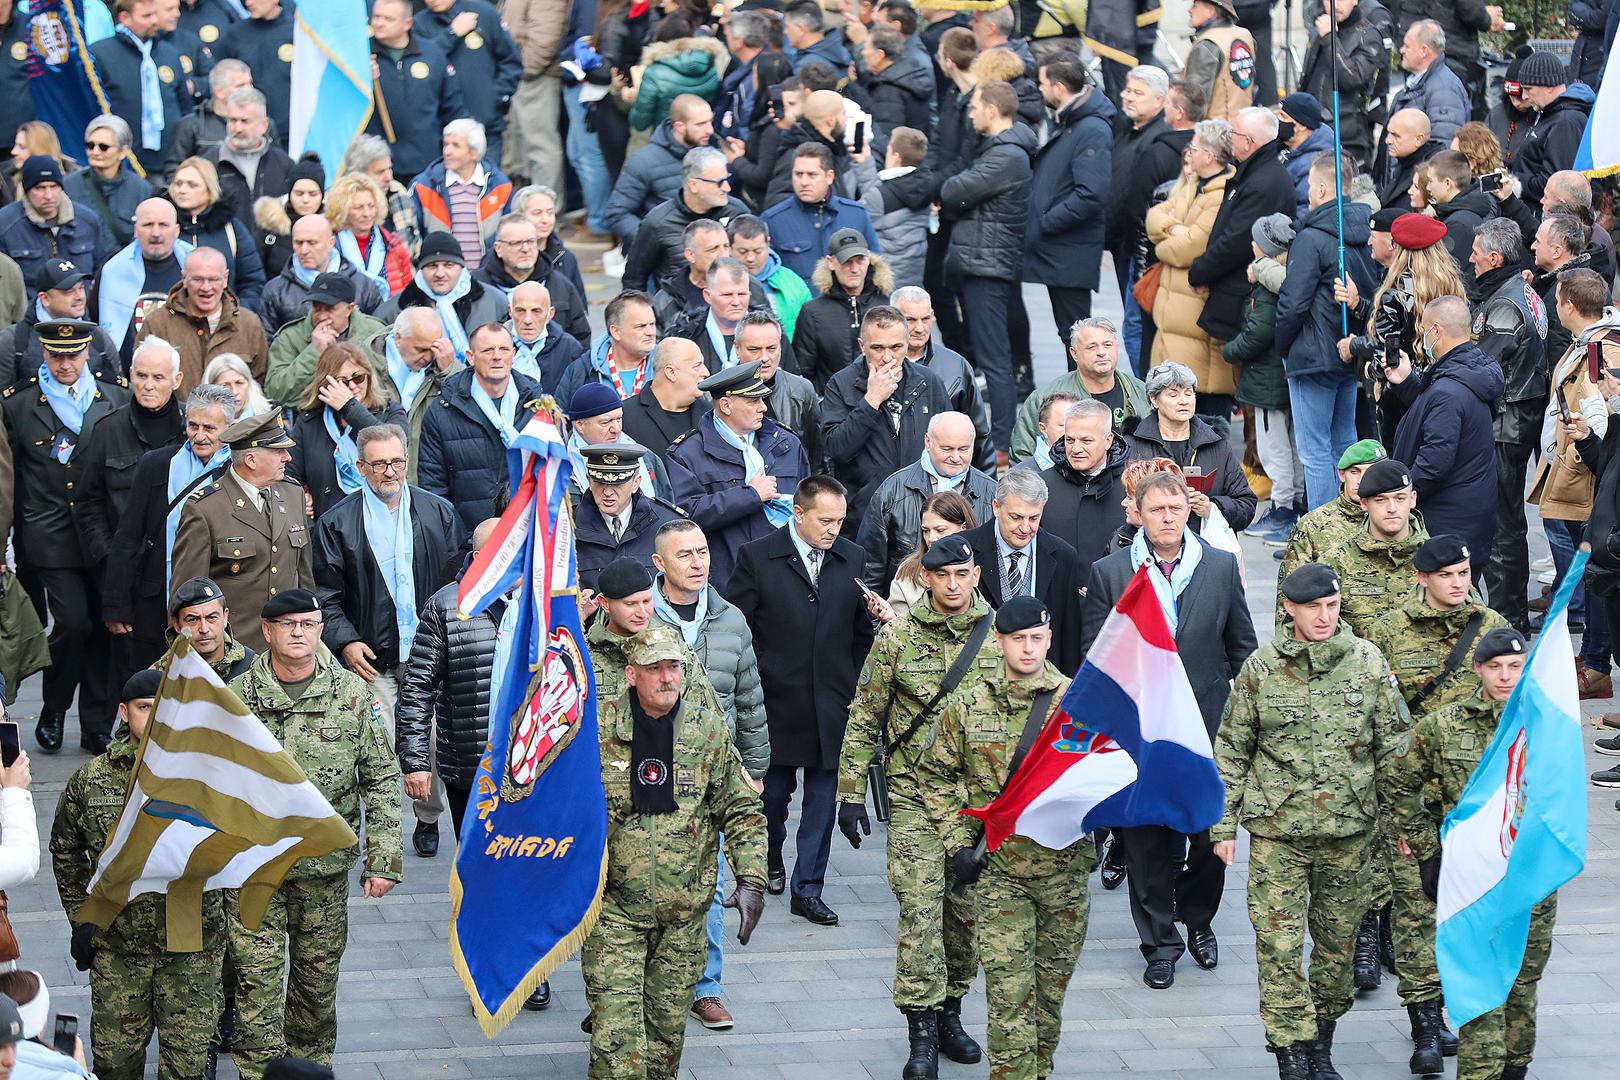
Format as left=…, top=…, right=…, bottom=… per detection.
left=573, top=444, right=683, bottom=597
left=961, top=469, right=1084, bottom=677
left=729, top=476, right=880, bottom=925
left=1081, top=468, right=1257, bottom=989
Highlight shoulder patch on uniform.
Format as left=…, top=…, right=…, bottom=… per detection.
left=1, top=386, right=13, bottom=399
left=668, top=429, right=696, bottom=449
left=370, top=695, right=386, bottom=728
left=192, top=481, right=220, bottom=500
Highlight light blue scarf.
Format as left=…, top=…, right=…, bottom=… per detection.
left=322, top=407, right=364, bottom=495
left=383, top=333, right=427, bottom=412
left=1128, top=527, right=1203, bottom=635
left=118, top=26, right=164, bottom=152
left=704, top=311, right=736, bottom=369
left=711, top=414, right=792, bottom=526
left=338, top=227, right=390, bottom=299
left=918, top=448, right=966, bottom=492
left=362, top=480, right=418, bottom=661
left=293, top=248, right=341, bottom=287
left=39, top=364, right=92, bottom=461
left=470, top=376, right=520, bottom=446
left=1033, top=438, right=1055, bottom=471
left=414, top=268, right=472, bottom=360
left=164, top=441, right=229, bottom=591
left=97, top=238, right=192, bottom=351
left=31, top=298, right=47, bottom=324
left=653, top=576, right=710, bottom=647
left=511, top=325, right=547, bottom=383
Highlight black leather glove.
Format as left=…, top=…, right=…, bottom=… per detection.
left=1418, top=853, right=1443, bottom=903
left=723, top=880, right=765, bottom=945
left=838, top=801, right=871, bottom=848
left=951, top=846, right=985, bottom=893
left=70, top=923, right=96, bottom=971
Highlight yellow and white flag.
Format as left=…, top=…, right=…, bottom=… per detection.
left=77, top=637, right=358, bottom=951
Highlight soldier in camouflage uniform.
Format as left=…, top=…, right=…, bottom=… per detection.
left=227, top=590, right=403, bottom=1079
left=1275, top=440, right=1385, bottom=624
left=51, top=670, right=226, bottom=1080
left=935, top=597, right=1091, bottom=1080
left=582, top=627, right=767, bottom=1080
left=1213, top=564, right=1407, bottom=1080
left=158, top=577, right=257, bottom=682
left=1384, top=628, right=1553, bottom=1080
left=837, top=533, right=996, bottom=1078
left=586, top=558, right=721, bottom=717
left=1319, top=458, right=1429, bottom=636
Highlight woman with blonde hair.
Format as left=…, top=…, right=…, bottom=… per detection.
left=5, top=120, right=77, bottom=200
left=967, top=47, right=1042, bottom=125
left=887, top=490, right=978, bottom=619
left=204, top=353, right=272, bottom=419
left=327, top=170, right=412, bottom=300
left=167, top=155, right=266, bottom=309
left=286, top=342, right=406, bottom=521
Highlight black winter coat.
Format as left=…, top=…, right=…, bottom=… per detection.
left=287, top=399, right=411, bottom=523
left=1038, top=438, right=1129, bottom=583
left=820, top=357, right=952, bottom=530
left=622, top=193, right=752, bottom=294
left=1571, top=0, right=1611, bottom=89
left=1434, top=186, right=1498, bottom=298
left=1124, top=412, right=1257, bottom=532
left=215, top=5, right=294, bottom=147
left=856, top=460, right=998, bottom=590
left=860, top=52, right=934, bottom=144
left=416, top=368, right=546, bottom=532
left=474, top=248, right=591, bottom=348
left=603, top=119, right=690, bottom=247
left=572, top=488, right=683, bottom=594
left=925, top=88, right=978, bottom=202
left=100, top=444, right=226, bottom=624
left=397, top=581, right=501, bottom=784
left=940, top=123, right=1036, bottom=280
left=1397, top=0, right=1493, bottom=68
left=792, top=261, right=893, bottom=391
left=205, top=145, right=295, bottom=245
left=1514, top=84, right=1598, bottom=208
left=1188, top=139, right=1295, bottom=343
left=73, top=400, right=185, bottom=566
left=1105, top=111, right=1184, bottom=254
left=1023, top=88, right=1114, bottom=290
left=90, top=31, right=193, bottom=177
left=374, top=274, right=509, bottom=332
left=1378, top=139, right=1445, bottom=214
left=1299, top=5, right=1387, bottom=166
left=1276, top=200, right=1378, bottom=380
left=621, top=381, right=709, bottom=462
left=312, top=486, right=464, bottom=669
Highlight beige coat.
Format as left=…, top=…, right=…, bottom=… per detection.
left=1146, top=166, right=1236, bottom=396
left=503, top=0, right=572, bottom=79
left=135, top=283, right=268, bottom=396
left=1531, top=336, right=1619, bottom=520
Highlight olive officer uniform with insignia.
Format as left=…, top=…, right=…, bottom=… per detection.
left=2, top=319, right=130, bottom=750
left=89, top=27, right=194, bottom=177
left=573, top=445, right=685, bottom=594
left=169, top=412, right=313, bottom=654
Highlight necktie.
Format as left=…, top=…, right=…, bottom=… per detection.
left=1158, top=559, right=1176, bottom=581
left=807, top=546, right=823, bottom=585
left=610, top=514, right=623, bottom=542
left=1004, top=551, right=1026, bottom=598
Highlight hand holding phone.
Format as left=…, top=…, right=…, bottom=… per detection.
left=0, top=721, right=19, bottom=768
left=52, top=1014, right=78, bottom=1057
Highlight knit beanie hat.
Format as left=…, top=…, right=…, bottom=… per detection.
left=1515, top=51, right=1568, bottom=88
left=1252, top=213, right=1295, bottom=257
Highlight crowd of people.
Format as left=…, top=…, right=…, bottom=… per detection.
left=0, top=0, right=1609, bottom=1077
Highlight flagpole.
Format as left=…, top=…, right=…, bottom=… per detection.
left=1330, top=0, right=1347, bottom=335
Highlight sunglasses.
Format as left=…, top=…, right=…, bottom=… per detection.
left=85, top=141, right=118, bottom=153
left=337, top=373, right=370, bottom=389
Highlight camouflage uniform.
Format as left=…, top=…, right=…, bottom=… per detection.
left=50, top=732, right=226, bottom=1080
left=586, top=617, right=721, bottom=717
left=227, top=647, right=403, bottom=1078
left=1277, top=495, right=1365, bottom=601
left=152, top=631, right=256, bottom=682
left=837, top=596, right=998, bottom=1010
left=1213, top=624, right=1406, bottom=1048
left=583, top=687, right=768, bottom=1080
left=932, top=662, right=1091, bottom=1080
left=1318, top=514, right=1429, bottom=636
left=1362, top=595, right=1506, bottom=1005
left=1384, top=690, right=1558, bottom=1080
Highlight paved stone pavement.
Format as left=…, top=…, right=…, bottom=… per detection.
left=12, top=259, right=1620, bottom=1080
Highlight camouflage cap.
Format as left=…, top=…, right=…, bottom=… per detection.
left=627, top=626, right=687, bottom=667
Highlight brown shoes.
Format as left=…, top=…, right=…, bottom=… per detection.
left=690, top=996, right=734, bottom=1030
left=1579, top=667, right=1614, bottom=700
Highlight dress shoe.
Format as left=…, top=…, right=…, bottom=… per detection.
left=79, top=732, right=111, bottom=755
left=767, top=861, right=786, bottom=895
left=413, top=820, right=439, bottom=858
left=1579, top=667, right=1613, bottom=700
left=1143, top=959, right=1175, bottom=989
left=789, top=895, right=838, bottom=925
left=1602, top=712, right=1620, bottom=730
left=1187, top=926, right=1218, bottom=970
left=690, top=996, right=733, bottom=1029
left=35, top=711, right=63, bottom=754
left=1529, top=587, right=1553, bottom=613
left=1096, top=833, right=1125, bottom=890
left=522, top=981, right=551, bottom=1011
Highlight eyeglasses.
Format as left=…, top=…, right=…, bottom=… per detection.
left=498, top=237, right=539, bottom=248
left=271, top=618, right=322, bottom=633
left=363, top=458, right=408, bottom=474
left=337, top=373, right=370, bottom=389
left=693, top=174, right=732, bottom=187
left=85, top=141, right=117, bottom=153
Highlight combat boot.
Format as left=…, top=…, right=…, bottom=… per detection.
left=1378, top=902, right=1396, bottom=974
left=902, top=1009, right=939, bottom=1080
left=1500, top=1066, right=1528, bottom=1079
left=936, top=996, right=981, bottom=1064
left=1436, top=1000, right=1458, bottom=1056
left=1272, top=1043, right=1310, bottom=1080
left=1407, top=1001, right=1444, bottom=1075
left=1306, top=1019, right=1344, bottom=1080
left=1352, top=912, right=1381, bottom=991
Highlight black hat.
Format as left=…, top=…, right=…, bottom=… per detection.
left=36, top=318, right=95, bottom=355
left=20, top=154, right=61, bottom=192
left=261, top=588, right=319, bottom=622
left=1370, top=207, right=1405, bottom=233
left=223, top=411, right=297, bottom=451
left=1356, top=458, right=1412, bottom=500
left=597, top=557, right=653, bottom=599
left=1413, top=534, right=1471, bottom=572
left=697, top=359, right=771, bottom=399
left=581, top=443, right=646, bottom=485
left=121, top=668, right=163, bottom=703
left=306, top=272, right=356, bottom=306
left=169, top=576, right=225, bottom=616
left=1281, top=562, right=1341, bottom=603
left=1279, top=91, right=1324, bottom=131
left=1515, top=51, right=1567, bottom=88
left=265, top=1056, right=336, bottom=1080
left=418, top=231, right=465, bottom=268
left=287, top=155, right=327, bottom=194
left=995, top=595, right=1049, bottom=634
left=36, top=258, right=85, bottom=294
left=920, top=533, right=974, bottom=570
left=826, top=228, right=870, bottom=263
left=1473, top=627, right=1527, bottom=664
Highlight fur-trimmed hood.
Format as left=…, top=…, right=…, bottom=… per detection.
left=639, top=35, right=730, bottom=76
left=810, top=253, right=893, bottom=298
left=254, top=195, right=291, bottom=238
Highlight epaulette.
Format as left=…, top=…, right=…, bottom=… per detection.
left=668, top=429, right=696, bottom=450
left=192, top=481, right=221, bottom=500
left=98, top=374, right=128, bottom=388
left=651, top=495, right=686, bottom=517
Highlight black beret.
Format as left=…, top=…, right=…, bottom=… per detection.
left=1357, top=457, right=1413, bottom=499
left=1473, top=627, right=1527, bottom=664
left=597, top=558, right=653, bottom=600
left=1413, top=534, right=1471, bottom=572
left=265, top=1057, right=336, bottom=1080
left=1281, top=562, right=1341, bottom=603
left=121, top=668, right=163, bottom=703
left=1370, top=207, right=1404, bottom=233
left=920, top=533, right=974, bottom=570
left=261, top=589, right=319, bottom=621
left=995, top=595, right=1049, bottom=634
left=169, top=576, right=225, bottom=616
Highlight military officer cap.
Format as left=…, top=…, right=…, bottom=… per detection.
left=920, top=533, right=974, bottom=570
left=169, top=576, right=225, bottom=616
left=1474, top=627, right=1527, bottom=663
left=627, top=625, right=687, bottom=667
left=223, top=410, right=296, bottom=452
left=36, top=318, right=95, bottom=355
left=1356, top=457, right=1412, bottom=499
left=598, top=557, right=653, bottom=599
left=697, top=360, right=771, bottom=399
left=121, top=668, right=163, bottom=703
left=1337, top=439, right=1387, bottom=471
left=1413, top=534, right=1471, bottom=572
left=1281, top=562, right=1341, bottom=603
left=265, top=1057, right=336, bottom=1080
left=582, top=443, right=645, bottom=485
left=995, top=595, right=1049, bottom=634
left=261, top=588, right=319, bottom=621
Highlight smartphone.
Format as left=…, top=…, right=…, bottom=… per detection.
left=852, top=119, right=866, bottom=155
left=52, top=1014, right=77, bottom=1057
left=854, top=577, right=880, bottom=600
left=1383, top=333, right=1401, bottom=371
left=767, top=85, right=785, bottom=117
left=0, top=721, right=19, bottom=768
left=1477, top=170, right=1503, bottom=191
left=1558, top=392, right=1572, bottom=424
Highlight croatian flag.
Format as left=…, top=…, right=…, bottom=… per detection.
left=964, top=566, right=1225, bottom=851
left=1435, top=551, right=1588, bottom=1028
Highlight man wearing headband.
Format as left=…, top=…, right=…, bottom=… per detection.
left=1319, top=457, right=1429, bottom=637
left=52, top=668, right=227, bottom=1080
left=1214, top=563, right=1406, bottom=1079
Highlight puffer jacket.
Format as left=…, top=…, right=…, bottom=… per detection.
left=1146, top=164, right=1234, bottom=394
left=1275, top=199, right=1377, bottom=380
left=396, top=580, right=500, bottom=785
left=629, top=36, right=728, bottom=131
left=1281, top=125, right=1335, bottom=217
left=793, top=256, right=895, bottom=390
left=1222, top=256, right=1289, bottom=411
left=416, top=367, right=546, bottom=532
left=604, top=119, right=691, bottom=246
left=653, top=581, right=769, bottom=778
left=0, top=197, right=105, bottom=302
left=859, top=51, right=934, bottom=141
left=940, top=122, right=1037, bottom=280
left=1022, top=86, right=1114, bottom=291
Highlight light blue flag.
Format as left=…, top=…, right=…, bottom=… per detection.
left=288, top=0, right=371, bottom=178
left=1434, top=550, right=1588, bottom=1028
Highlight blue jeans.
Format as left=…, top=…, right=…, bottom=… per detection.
left=1287, top=373, right=1359, bottom=511
left=1546, top=519, right=1587, bottom=622
left=696, top=839, right=727, bottom=1000
left=563, top=85, right=611, bottom=234
left=1113, top=250, right=1143, bottom=375
left=1582, top=589, right=1611, bottom=670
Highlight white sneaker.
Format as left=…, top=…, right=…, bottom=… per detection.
left=1533, top=555, right=1553, bottom=571
left=601, top=246, right=626, bottom=281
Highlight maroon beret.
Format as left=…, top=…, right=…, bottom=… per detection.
left=1391, top=212, right=1448, bottom=251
